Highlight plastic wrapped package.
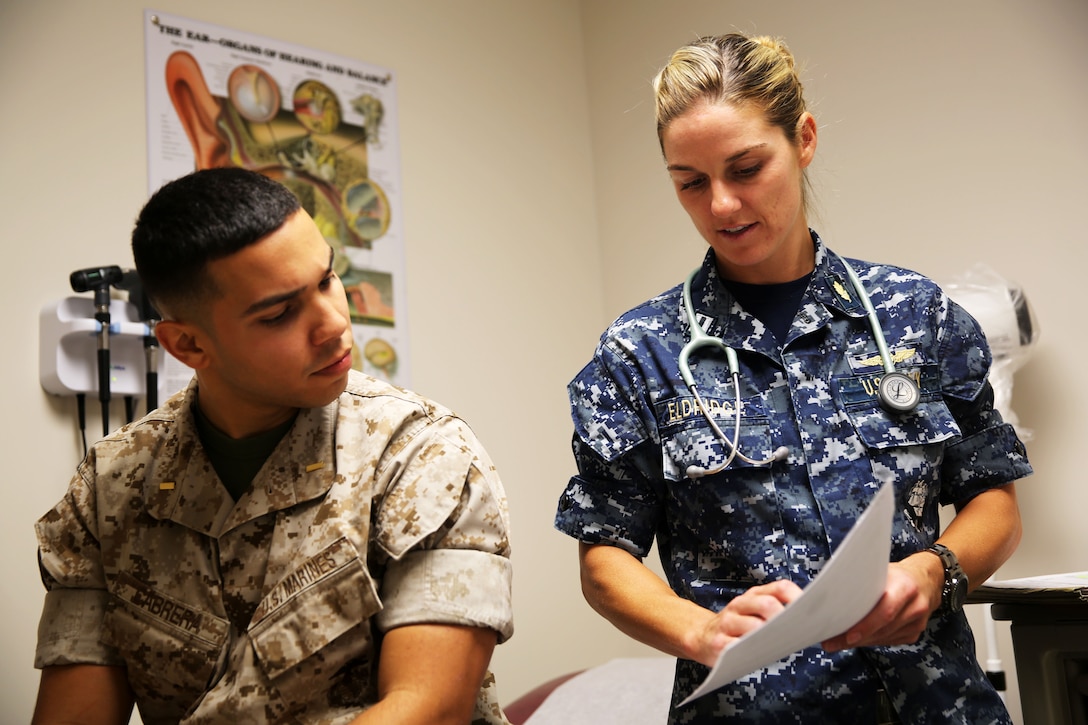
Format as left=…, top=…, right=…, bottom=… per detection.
left=943, top=264, right=1039, bottom=440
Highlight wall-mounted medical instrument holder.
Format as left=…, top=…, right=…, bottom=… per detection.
left=39, top=296, right=165, bottom=424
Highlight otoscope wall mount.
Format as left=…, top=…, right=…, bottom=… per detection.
left=39, top=296, right=166, bottom=400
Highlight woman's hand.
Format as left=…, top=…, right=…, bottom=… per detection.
left=821, top=556, right=941, bottom=652
left=823, top=482, right=1021, bottom=653
left=687, top=579, right=803, bottom=667
left=579, top=542, right=802, bottom=667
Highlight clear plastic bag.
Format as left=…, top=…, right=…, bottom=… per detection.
left=944, top=264, right=1039, bottom=440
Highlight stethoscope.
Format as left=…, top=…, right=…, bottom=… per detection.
left=678, top=256, right=921, bottom=478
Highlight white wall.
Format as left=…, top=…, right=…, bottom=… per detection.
left=0, top=0, right=633, bottom=719
left=579, top=1, right=1088, bottom=721
left=2, top=1, right=1084, bottom=723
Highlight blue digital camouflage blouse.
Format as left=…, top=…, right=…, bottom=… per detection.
left=555, top=232, right=1030, bottom=723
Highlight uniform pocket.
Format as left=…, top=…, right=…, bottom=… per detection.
left=248, top=537, right=382, bottom=707
left=836, top=373, right=959, bottom=537
left=102, top=571, right=229, bottom=708
left=656, top=392, right=774, bottom=481
left=835, top=364, right=958, bottom=448
left=838, top=384, right=958, bottom=451
left=656, top=394, right=784, bottom=602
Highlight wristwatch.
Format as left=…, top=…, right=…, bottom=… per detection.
left=926, top=543, right=968, bottom=613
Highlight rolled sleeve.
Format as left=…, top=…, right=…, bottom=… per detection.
left=940, top=421, right=1031, bottom=506
left=554, top=439, right=662, bottom=559
left=375, top=549, right=513, bottom=642
left=559, top=348, right=664, bottom=557
left=35, top=588, right=121, bottom=668
left=373, top=413, right=513, bottom=641
left=34, top=464, right=119, bottom=668
left=936, top=293, right=1033, bottom=504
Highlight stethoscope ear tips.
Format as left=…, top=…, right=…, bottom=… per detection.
left=687, top=445, right=789, bottom=478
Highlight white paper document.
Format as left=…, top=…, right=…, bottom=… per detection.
left=974, top=570, right=1088, bottom=604
left=983, top=571, right=1088, bottom=591
left=681, top=481, right=893, bottom=705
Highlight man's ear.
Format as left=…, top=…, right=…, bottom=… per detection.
left=155, top=320, right=212, bottom=370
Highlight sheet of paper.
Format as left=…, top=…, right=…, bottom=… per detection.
left=973, top=571, right=1088, bottom=604
left=680, top=481, right=893, bottom=705
left=982, top=571, right=1088, bottom=591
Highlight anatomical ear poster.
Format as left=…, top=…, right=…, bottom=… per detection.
left=144, top=9, right=409, bottom=392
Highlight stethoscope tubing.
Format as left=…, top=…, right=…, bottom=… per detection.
left=679, top=254, right=918, bottom=477
left=840, top=258, right=896, bottom=376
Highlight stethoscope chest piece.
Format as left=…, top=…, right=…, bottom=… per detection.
left=877, top=371, right=921, bottom=412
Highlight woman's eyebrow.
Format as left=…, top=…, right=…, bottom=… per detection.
left=666, top=143, right=768, bottom=172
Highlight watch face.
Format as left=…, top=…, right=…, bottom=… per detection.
left=949, top=575, right=968, bottom=611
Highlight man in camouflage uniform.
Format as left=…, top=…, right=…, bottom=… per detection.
left=555, top=236, right=1031, bottom=723
left=33, top=167, right=513, bottom=724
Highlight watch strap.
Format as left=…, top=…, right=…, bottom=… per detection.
left=926, top=543, right=968, bottom=612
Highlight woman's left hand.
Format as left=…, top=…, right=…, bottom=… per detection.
left=821, top=555, right=942, bottom=652
left=822, top=482, right=1021, bottom=653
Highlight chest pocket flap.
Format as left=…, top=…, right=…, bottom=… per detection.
left=836, top=366, right=959, bottom=449
left=103, top=571, right=230, bottom=705
left=249, top=537, right=381, bottom=681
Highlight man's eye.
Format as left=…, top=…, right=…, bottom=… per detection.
left=261, top=307, right=293, bottom=326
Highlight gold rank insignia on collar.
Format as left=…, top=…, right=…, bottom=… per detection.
left=833, top=278, right=851, bottom=302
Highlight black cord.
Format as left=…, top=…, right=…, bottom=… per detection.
left=97, top=347, right=110, bottom=437
left=76, top=393, right=87, bottom=458
left=146, top=370, right=158, bottom=414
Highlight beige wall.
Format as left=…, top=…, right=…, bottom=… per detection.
left=0, top=0, right=622, bottom=718
left=579, top=2, right=1088, bottom=721
left=1, top=1, right=1084, bottom=723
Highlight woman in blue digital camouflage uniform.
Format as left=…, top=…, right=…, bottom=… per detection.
left=554, top=33, right=1030, bottom=724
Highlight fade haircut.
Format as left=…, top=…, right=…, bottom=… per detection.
left=131, top=167, right=301, bottom=320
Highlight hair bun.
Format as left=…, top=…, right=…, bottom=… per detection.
left=751, top=35, right=797, bottom=72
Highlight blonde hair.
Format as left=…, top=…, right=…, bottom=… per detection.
left=653, top=33, right=812, bottom=201
left=662, top=34, right=810, bottom=132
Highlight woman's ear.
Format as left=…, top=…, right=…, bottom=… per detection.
left=155, top=320, right=211, bottom=370
left=797, top=112, right=818, bottom=169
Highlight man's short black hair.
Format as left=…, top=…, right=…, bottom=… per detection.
left=132, top=167, right=302, bottom=319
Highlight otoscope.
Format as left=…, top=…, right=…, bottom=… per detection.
left=118, top=270, right=162, bottom=415
left=70, top=266, right=124, bottom=436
